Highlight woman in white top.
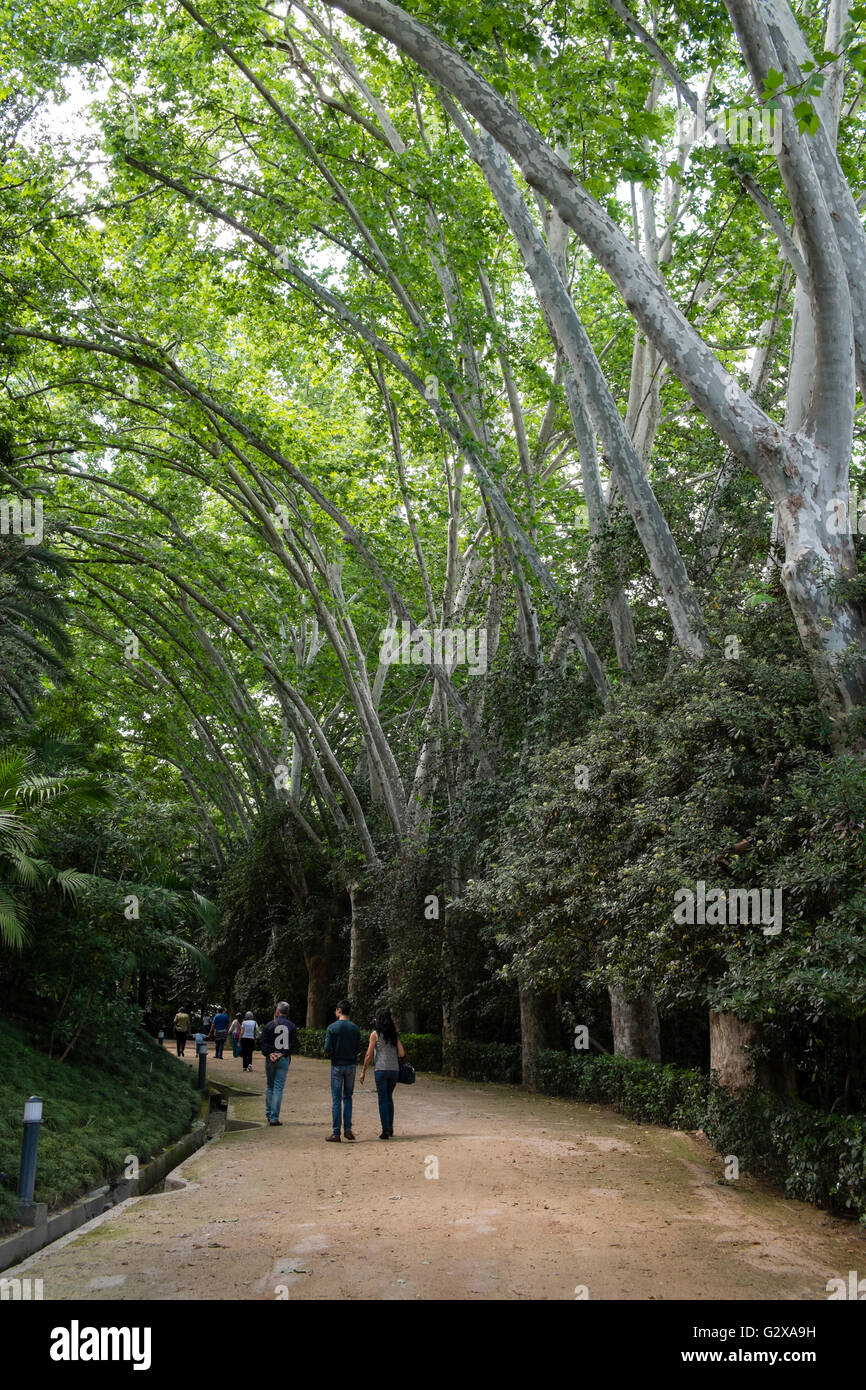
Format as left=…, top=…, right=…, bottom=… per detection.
left=239, top=1012, right=259, bottom=1071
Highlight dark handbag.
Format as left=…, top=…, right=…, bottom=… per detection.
left=397, top=1056, right=415, bottom=1085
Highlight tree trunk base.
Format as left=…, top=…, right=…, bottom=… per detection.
left=609, top=987, right=661, bottom=1061
left=519, top=986, right=559, bottom=1090
left=709, top=1011, right=758, bottom=1092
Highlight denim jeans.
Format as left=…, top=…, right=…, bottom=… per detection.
left=374, top=1069, right=399, bottom=1133
left=330, top=1063, right=356, bottom=1134
left=265, top=1055, right=290, bottom=1121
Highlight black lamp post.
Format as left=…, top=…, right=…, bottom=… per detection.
left=18, top=1095, right=43, bottom=1210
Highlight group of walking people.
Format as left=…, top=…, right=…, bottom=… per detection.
left=257, top=998, right=409, bottom=1137
left=172, top=998, right=409, bottom=1137
left=171, top=1007, right=260, bottom=1067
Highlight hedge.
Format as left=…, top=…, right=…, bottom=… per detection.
left=441, top=1039, right=522, bottom=1085
left=705, top=1084, right=866, bottom=1219
left=295, top=1028, right=442, bottom=1073
left=533, top=1050, right=866, bottom=1222
left=296, top=1029, right=519, bottom=1081
left=533, top=1050, right=709, bottom=1129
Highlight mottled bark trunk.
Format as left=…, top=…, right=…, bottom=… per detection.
left=564, top=371, right=639, bottom=674
left=467, top=128, right=708, bottom=662
left=441, top=868, right=464, bottom=1068
left=305, top=949, right=330, bottom=1028
left=709, top=1011, right=797, bottom=1096
left=709, top=1011, right=758, bottom=1092
left=347, top=882, right=370, bottom=1015
left=305, top=897, right=341, bottom=1029
left=519, top=986, right=559, bottom=1090
left=386, top=962, right=419, bottom=1032
left=444, top=850, right=469, bottom=1067
left=609, top=986, right=661, bottom=1061
left=775, top=470, right=866, bottom=729
left=326, top=0, right=866, bottom=729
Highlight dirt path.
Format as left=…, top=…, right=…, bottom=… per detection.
left=15, top=1053, right=865, bottom=1300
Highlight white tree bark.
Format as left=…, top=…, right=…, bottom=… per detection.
left=460, top=123, right=709, bottom=658
left=324, top=0, right=866, bottom=725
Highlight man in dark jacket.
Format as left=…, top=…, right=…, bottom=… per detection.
left=260, top=1001, right=298, bottom=1126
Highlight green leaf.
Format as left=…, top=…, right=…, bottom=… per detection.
left=762, top=68, right=786, bottom=100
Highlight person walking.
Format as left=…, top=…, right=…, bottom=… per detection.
left=228, top=1013, right=242, bottom=1058
left=173, top=1008, right=191, bottom=1057
left=239, top=1012, right=259, bottom=1071
left=201, top=1009, right=212, bottom=1036
left=323, top=1001, right=361, bottom=1142
left=209, top=1006, right=230, bottom=1059
left=259, top=1002, right=298, bottom=1125
left=360, top=1008, right=405, bottom=1139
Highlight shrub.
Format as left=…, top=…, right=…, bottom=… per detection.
left=399, top=1034, right=443, bottom=1072
left=532, top=1050, right=866, bottom=1221
left=534, top=1051, right=708, bottom=1127
left=295, top=1028, right=328, bottom=1058
left=705, top=1085, right=866, bottom=1219
left=294, top=1028, right=442, bottom=1072
left=442, top=1039, right=522, bottom=1084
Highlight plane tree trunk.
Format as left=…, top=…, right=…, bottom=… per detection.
left=609, top=987, right=661, bottom=1061
left=519, top=986, right=559, bottom=1090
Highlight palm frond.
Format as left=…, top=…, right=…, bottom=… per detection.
left=0, top=598, right=74, bottom=656
left=0, top=884, right=29, bottom=948
left=49, top=867, right=94, bottom=899
left=6, top=849, right=51, bottom=888
left=161, top=932, right=216, bottom=977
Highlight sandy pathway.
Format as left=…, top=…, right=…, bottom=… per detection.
left=14, top=1053, right=865, bottom=1300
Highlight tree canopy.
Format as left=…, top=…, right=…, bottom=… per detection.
left=1, top=0, right=865, bottom=1115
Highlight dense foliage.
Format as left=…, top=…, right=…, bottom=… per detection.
left=1, top=0, right=865, bottom=1222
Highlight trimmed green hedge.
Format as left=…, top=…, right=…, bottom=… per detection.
left=442, top=1039, right=522, bottom=1085
left=398, top=1034, right=443, bottom=1072
left=295, top=1028, right=442, bottom=1073
left=296, top=1029, right=517, bottom=1080
left=705, top=1084, right=866, bottom=1219
left=532, top=1050, right=866, bottom=1222
left=534, top=1050, right=708, bottom=1128
left=295, top=1028, right=328, bottom=1058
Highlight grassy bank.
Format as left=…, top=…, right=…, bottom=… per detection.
left=0, top=1021, right=200, bottom=1227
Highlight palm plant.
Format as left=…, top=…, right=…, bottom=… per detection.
left=0, top=746, right=113, bottom=947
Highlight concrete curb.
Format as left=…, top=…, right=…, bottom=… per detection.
left=0, top=1095, right=211, bottom=1273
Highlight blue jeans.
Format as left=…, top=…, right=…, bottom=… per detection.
left=330, top=1063, right=356, bottom=1134
left=265, top=1055, right=290, bottom=1121
left=374, top=1069, right=399, bottom=1133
